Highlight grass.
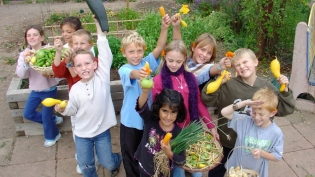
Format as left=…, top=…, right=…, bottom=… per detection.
left=2, top=57, right=16, bottom=66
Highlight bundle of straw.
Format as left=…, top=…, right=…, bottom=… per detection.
left=153, top=121, right=205, bottom=177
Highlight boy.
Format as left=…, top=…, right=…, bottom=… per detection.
left=221, top=88, right=284, bottom=177
left=54, top=18, right=121, bottom=177
left=201, top=48, right=295, bottom=177
left=118, top=14, right=180, bottom=177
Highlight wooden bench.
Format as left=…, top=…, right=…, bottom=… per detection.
left=6, top=77, right=123, bottom=136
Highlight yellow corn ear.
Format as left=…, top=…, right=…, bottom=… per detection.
left=163, top=132, right=172, bottom=144
left=159, top=6, right=165, bottom=17
left=206, top=70, right=227, bottom=94
left=270, top=57, right=286, bottom=92
left=42, top=98, right=61, bottom=107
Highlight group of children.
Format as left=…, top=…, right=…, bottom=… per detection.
left=16, top=9, right=295, bottom=177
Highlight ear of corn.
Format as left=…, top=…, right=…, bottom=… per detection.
left=42, top=98, right=62, bottom=107
left=206, top=70, right=227, bottom=94
left=163, top=132, right=172, bottom=144
left=159, top=6, right=165, bottom=17
left=270, top=57, right=286, bottom=92
left=145, top=62, right=151, bottom=75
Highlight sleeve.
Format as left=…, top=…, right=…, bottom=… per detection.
left=172, top=150, right=186, bottom=166
left=61, top=88, right=79, bottom=116
left=15, top=51, right=30, bottom=79
left=136, top=98, right=152, bottom=123
left=152, top=75, right=163, bottom=102
left=265, top=82, right=295, bottom=116
left=197, top=83, right=215, bottom=129
left=52, top=60, right=69, bottom=78
left=227, top=112, right=248, bottom=132
left=270, top=132, right=284, bottom=160
left=118, top=65, right=137, bottom=88
left=96, top=34, right=112, bottom=82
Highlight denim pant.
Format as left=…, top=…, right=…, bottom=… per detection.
left=23, top=88, right=59, bottom=140
left=173, top=165, right=202, bottom=177
left=75, top=129, right=122, bottom=177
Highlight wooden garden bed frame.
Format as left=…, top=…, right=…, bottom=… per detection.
left=6, top=77, right=123, bottom=136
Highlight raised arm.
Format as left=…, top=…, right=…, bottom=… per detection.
left=138, top=87, right=151, bottom=109
left=152, top=14, right=171, bottom=59
left=171, top=14, right=181, bottom=40
left=221, top=100, right=263, bottom=119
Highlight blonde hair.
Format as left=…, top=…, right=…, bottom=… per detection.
left=252, top=88, right=278, bottom=112
left=232, top=48, right=257, bottom=65
left=71, top=49, right=95, bottom=64
left=190, top=33, right=217, bottom=63
left=120, top=31, right=146, bottom=51
left=71, top=29, right=93, bottom=44
left=156, top=40, right=190, bottom=74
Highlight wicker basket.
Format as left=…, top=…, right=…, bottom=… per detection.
left=182, top=132, right=224, bottom=172
left=225, top=146, right=259, bottom=177
left=29, top=46, right=55, bottom=76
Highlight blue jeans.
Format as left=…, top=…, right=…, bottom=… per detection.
left=75, top=129, right=122, bottom=177
left=173, top=165, right=202, bottom=177
left=23, top=88, right=59, bottom=140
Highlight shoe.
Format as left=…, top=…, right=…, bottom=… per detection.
left=111, top=153, right=121, bottom=177
left=44, top=133, right=61, bottom=147
left=76, top=164, right=82, bottom=175
left=54, top=116, right=63, bottom=125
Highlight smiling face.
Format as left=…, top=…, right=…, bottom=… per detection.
left=61, top=24, right=76, bottom=44
left=72, top=35, right=92, bottom=51
left=122, top=42, right=144, bottom=66
left=159, top=104, right=177, bottom=130
left=165, top=50, right=186, bottom=72
left=73, top=53, right=97, bottom=82
left=192, top=44, right=213, bottom=64
left=251, top=107, right=276, bottom=128
left=26, top=28, right=44, bottom=50
left=233, top=53, right=258, bottom=80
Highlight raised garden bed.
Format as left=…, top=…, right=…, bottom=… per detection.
left=6, top=77, right=123, bottom=136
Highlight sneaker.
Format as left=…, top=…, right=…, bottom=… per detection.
left=44, top=133, right=61, bottom=147
left=76, top=164, right=82, bottom=175
left=54, top=116, right=63, bottom=125
left=111, top=153, right=121, bottom=177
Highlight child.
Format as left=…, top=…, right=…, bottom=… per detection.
left=187, top=33, right=231, bottom=91
left=60, top=16, right=83, bottom=48
left=15, top=25, right=63, bottom=147
left=118, top=14, right=174, bottom=177
left=135, top=88, right=186, bottom=177
left=221, top=88, right=284, bottom=177
left=152, top=40, right=219, bottom=177
left=52, top=20, right=99, bottom=175
left=201, top=48, right=295, bottom=177
left=54, top=21, right=121, bottom=177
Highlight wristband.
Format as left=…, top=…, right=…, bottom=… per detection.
left=66, top=62, right=73, bottom=68
left=217, top=63, right=223, bottom=71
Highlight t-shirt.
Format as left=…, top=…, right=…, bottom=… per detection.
left=226, top=112, right=284, bottom=177
left=134, top=101, right=186, bottom=176
left=118, top=53, right=159, bottom=130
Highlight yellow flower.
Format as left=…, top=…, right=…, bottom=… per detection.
left=179, top=4, right=190, bottom=14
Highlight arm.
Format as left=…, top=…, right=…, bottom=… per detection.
left=152, top=14, right=171, bottom=59
left=130, top=67, right=149, bottom=80
left=209, top=57, right=231, bottom=77
left=138, top=87, right=151, bottom=109
left=171, top=14, right=181, bottom=40
left=221, top=100, right=264, bottom=119
left=15, top=50, right=30, bottom=79
left=53, top=36, right=63, bottom=67
left=252, top=148, right=280, bottom=161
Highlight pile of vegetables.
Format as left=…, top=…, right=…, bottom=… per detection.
left=228, top=166, right=251, bottom=177
left=27, top=47, right=68, bottom=67
left=184, top=132, right=223, bottom=170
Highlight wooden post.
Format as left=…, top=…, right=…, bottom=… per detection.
left=126, top=0, right=129, bottom=9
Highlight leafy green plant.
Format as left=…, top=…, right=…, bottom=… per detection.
left=2, top=57, right=16, bottom=66
left=108, top=36, right=126, bottom=69
left=116, top=8, right=140, bottom=30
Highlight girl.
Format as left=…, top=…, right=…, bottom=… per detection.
left=135, top=88, right=186, bottom=177
left=15, top=25, right=62, bottom=147
left=152, top=40, right=219, bottom=177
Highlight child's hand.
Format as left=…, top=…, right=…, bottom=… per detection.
left=162, top=14, right=171, bottom=29
left=23, top=49, right=31, bottom=63
left=247, top=100, right=264, bottom=109
left=54, top=36, right=63, bottom=52
left=252, top=148, right=261, bottom=159
left=278, top=74, right=289, bottom=92
left=139, top=67, right=149, bottom=80
left=160, top=140, right=172, bottom=155
left=219, top=57, right=232, bottom=69
left=54, top=104, right=65, bottom=113
left=221, top=71, right=231, bottom=84
left=62, top=48, right=73, bottom=63
left=171, top=14, right=181, bottom=27
left=210, top=128, right=220, bottom=141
